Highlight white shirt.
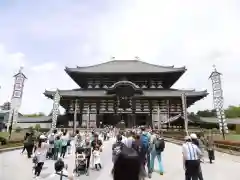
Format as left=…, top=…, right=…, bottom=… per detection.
left=121, top=136, right=128, bottom=146
left=61, top=135, right=68, bottom=146
left=126, top=136, right=134, bottom=148
left=182, top=142, right=202, bottom=160
left=35, top=142, right=49, bottom=162
left=45, top=169, right=72, bottom=180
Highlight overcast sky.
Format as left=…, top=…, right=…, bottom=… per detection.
left=0, top=0, right=239, bottom=114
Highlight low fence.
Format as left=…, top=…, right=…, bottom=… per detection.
left=163, top=134, right=240, bottom=155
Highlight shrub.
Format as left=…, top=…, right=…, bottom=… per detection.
left=15, top=126, right=22, bottom=133
left=0, top=136, right=7, bottom=145
left=34, top=124, right=41, bottom=131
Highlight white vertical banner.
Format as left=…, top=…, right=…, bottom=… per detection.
left=181, top=93, right=188, bottom=135
left=51, top=89, right=61, bottom=130
left=7, top=67, right=27, bottom=132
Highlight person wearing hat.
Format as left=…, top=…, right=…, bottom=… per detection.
left=182, top=135, right=202, bottom=180
left=190, top=133, right=204, bottom=180
left=33, top=134, right=49, bottom=178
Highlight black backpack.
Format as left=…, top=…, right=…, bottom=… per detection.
left=113, top=142, right=124, bottom=156
left=154, top=138, right=165, bottom=153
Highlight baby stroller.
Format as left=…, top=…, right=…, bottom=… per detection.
left=74, top=147, right=88, bottom=176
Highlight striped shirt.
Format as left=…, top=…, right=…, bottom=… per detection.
left=182, top=142, right=202, bottom=160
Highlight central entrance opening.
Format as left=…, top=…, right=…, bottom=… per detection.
left=135, top=114, right=148, bottom=126
left=102, top=113, right=119, bottom=126
left=101, top=113, right=149, bottom=128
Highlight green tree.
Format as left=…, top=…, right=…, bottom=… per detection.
left=28, top=126, right=34, bottom=133
left=24, top=112, right=46, bottom=117
left=225, top=106, right=240, bottom=118
left=196, top=109, right=216, bottom=117
left=35, top=124, right=41, bottom=131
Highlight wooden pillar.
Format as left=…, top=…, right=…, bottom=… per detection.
left=132, top=114, right=136, bottom=127
left=148, top=100, right=153, bottom=128
left=132, top=99, right=136, bottom=128
left=96, top=101, right=100, bottom=128
left=77, top=100, right=83, bottom=127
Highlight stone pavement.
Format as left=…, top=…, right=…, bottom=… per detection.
left=0, top=140, right=240, bottom=180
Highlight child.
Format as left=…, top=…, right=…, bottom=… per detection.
left=92, top=145, right=102, bottom=170
left=54, top=136, right=61, bottom=160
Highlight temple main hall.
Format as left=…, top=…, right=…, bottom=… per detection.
left=44, top=60, right=208, bottom=128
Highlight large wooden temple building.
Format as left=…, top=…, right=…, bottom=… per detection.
left=44, top=60, right=208, bottom=128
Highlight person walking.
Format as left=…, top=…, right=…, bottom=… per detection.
left=21, top=132, right=30, bottom=154
left=182, top=136, right=202, bottom=180
left=206, top=136, right=215, bottom=163
left=26, top=132, right=34, bottom=158
left=60, top=132, right=68, bottom=158
left=149, top=131, right=165, bottom=177
left=190, top=133, right=204, bottom=180
left=33, top=135, right=49, bottom=178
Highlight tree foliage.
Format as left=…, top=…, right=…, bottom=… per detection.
left=225, top=106, right=240, bottom=118
left=34, top=124, right=41, bottom=131
left=23, top=112, right=45, bottom=117
left=192, top=105, right=240, bottom=118
left=196, top=109, right=216, bottom=117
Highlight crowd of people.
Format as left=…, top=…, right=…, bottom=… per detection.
left=20, top=126, right=215, bottom=180
left=111, top=127, right=215, bottom=180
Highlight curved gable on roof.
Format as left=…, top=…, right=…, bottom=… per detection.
left=65, top=60, right=186, bottom=73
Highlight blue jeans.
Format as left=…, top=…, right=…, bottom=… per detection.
left=150, top=151, right=163, bottom=173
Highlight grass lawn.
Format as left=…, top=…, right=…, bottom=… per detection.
left=0, top=131, right=26, bottom=141
left=0, top=142, right=23, bottom=149
left=213, top=133, right=240, bottom=142
left=226, top=134, right=240, bottom=141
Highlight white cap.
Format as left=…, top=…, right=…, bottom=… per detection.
left=184, top=136, right=191, bottom=140
left=190, top=133, right=197, bottom=139
left=40, top=135, right=46, bottom=139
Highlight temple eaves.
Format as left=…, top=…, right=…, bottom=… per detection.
left=65, top=60, right=186, bottom=74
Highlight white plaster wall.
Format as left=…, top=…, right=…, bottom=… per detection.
left=16, top=123, right=51, bottom=129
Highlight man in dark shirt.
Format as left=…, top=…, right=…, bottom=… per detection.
left=132, top=134, right=147, bottom=178
left=82, top=139, right=92, bottom=175
left=112, top=134, right=125, bottom=163
left=91, top=133, right=103, bottom=151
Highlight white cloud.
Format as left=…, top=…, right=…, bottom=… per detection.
left=31, top=62, right=57, bottom=72
left=0, top=0, right=240, bottom=114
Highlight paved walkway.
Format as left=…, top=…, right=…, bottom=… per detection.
left=0, top=140, right=239, bottom=180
